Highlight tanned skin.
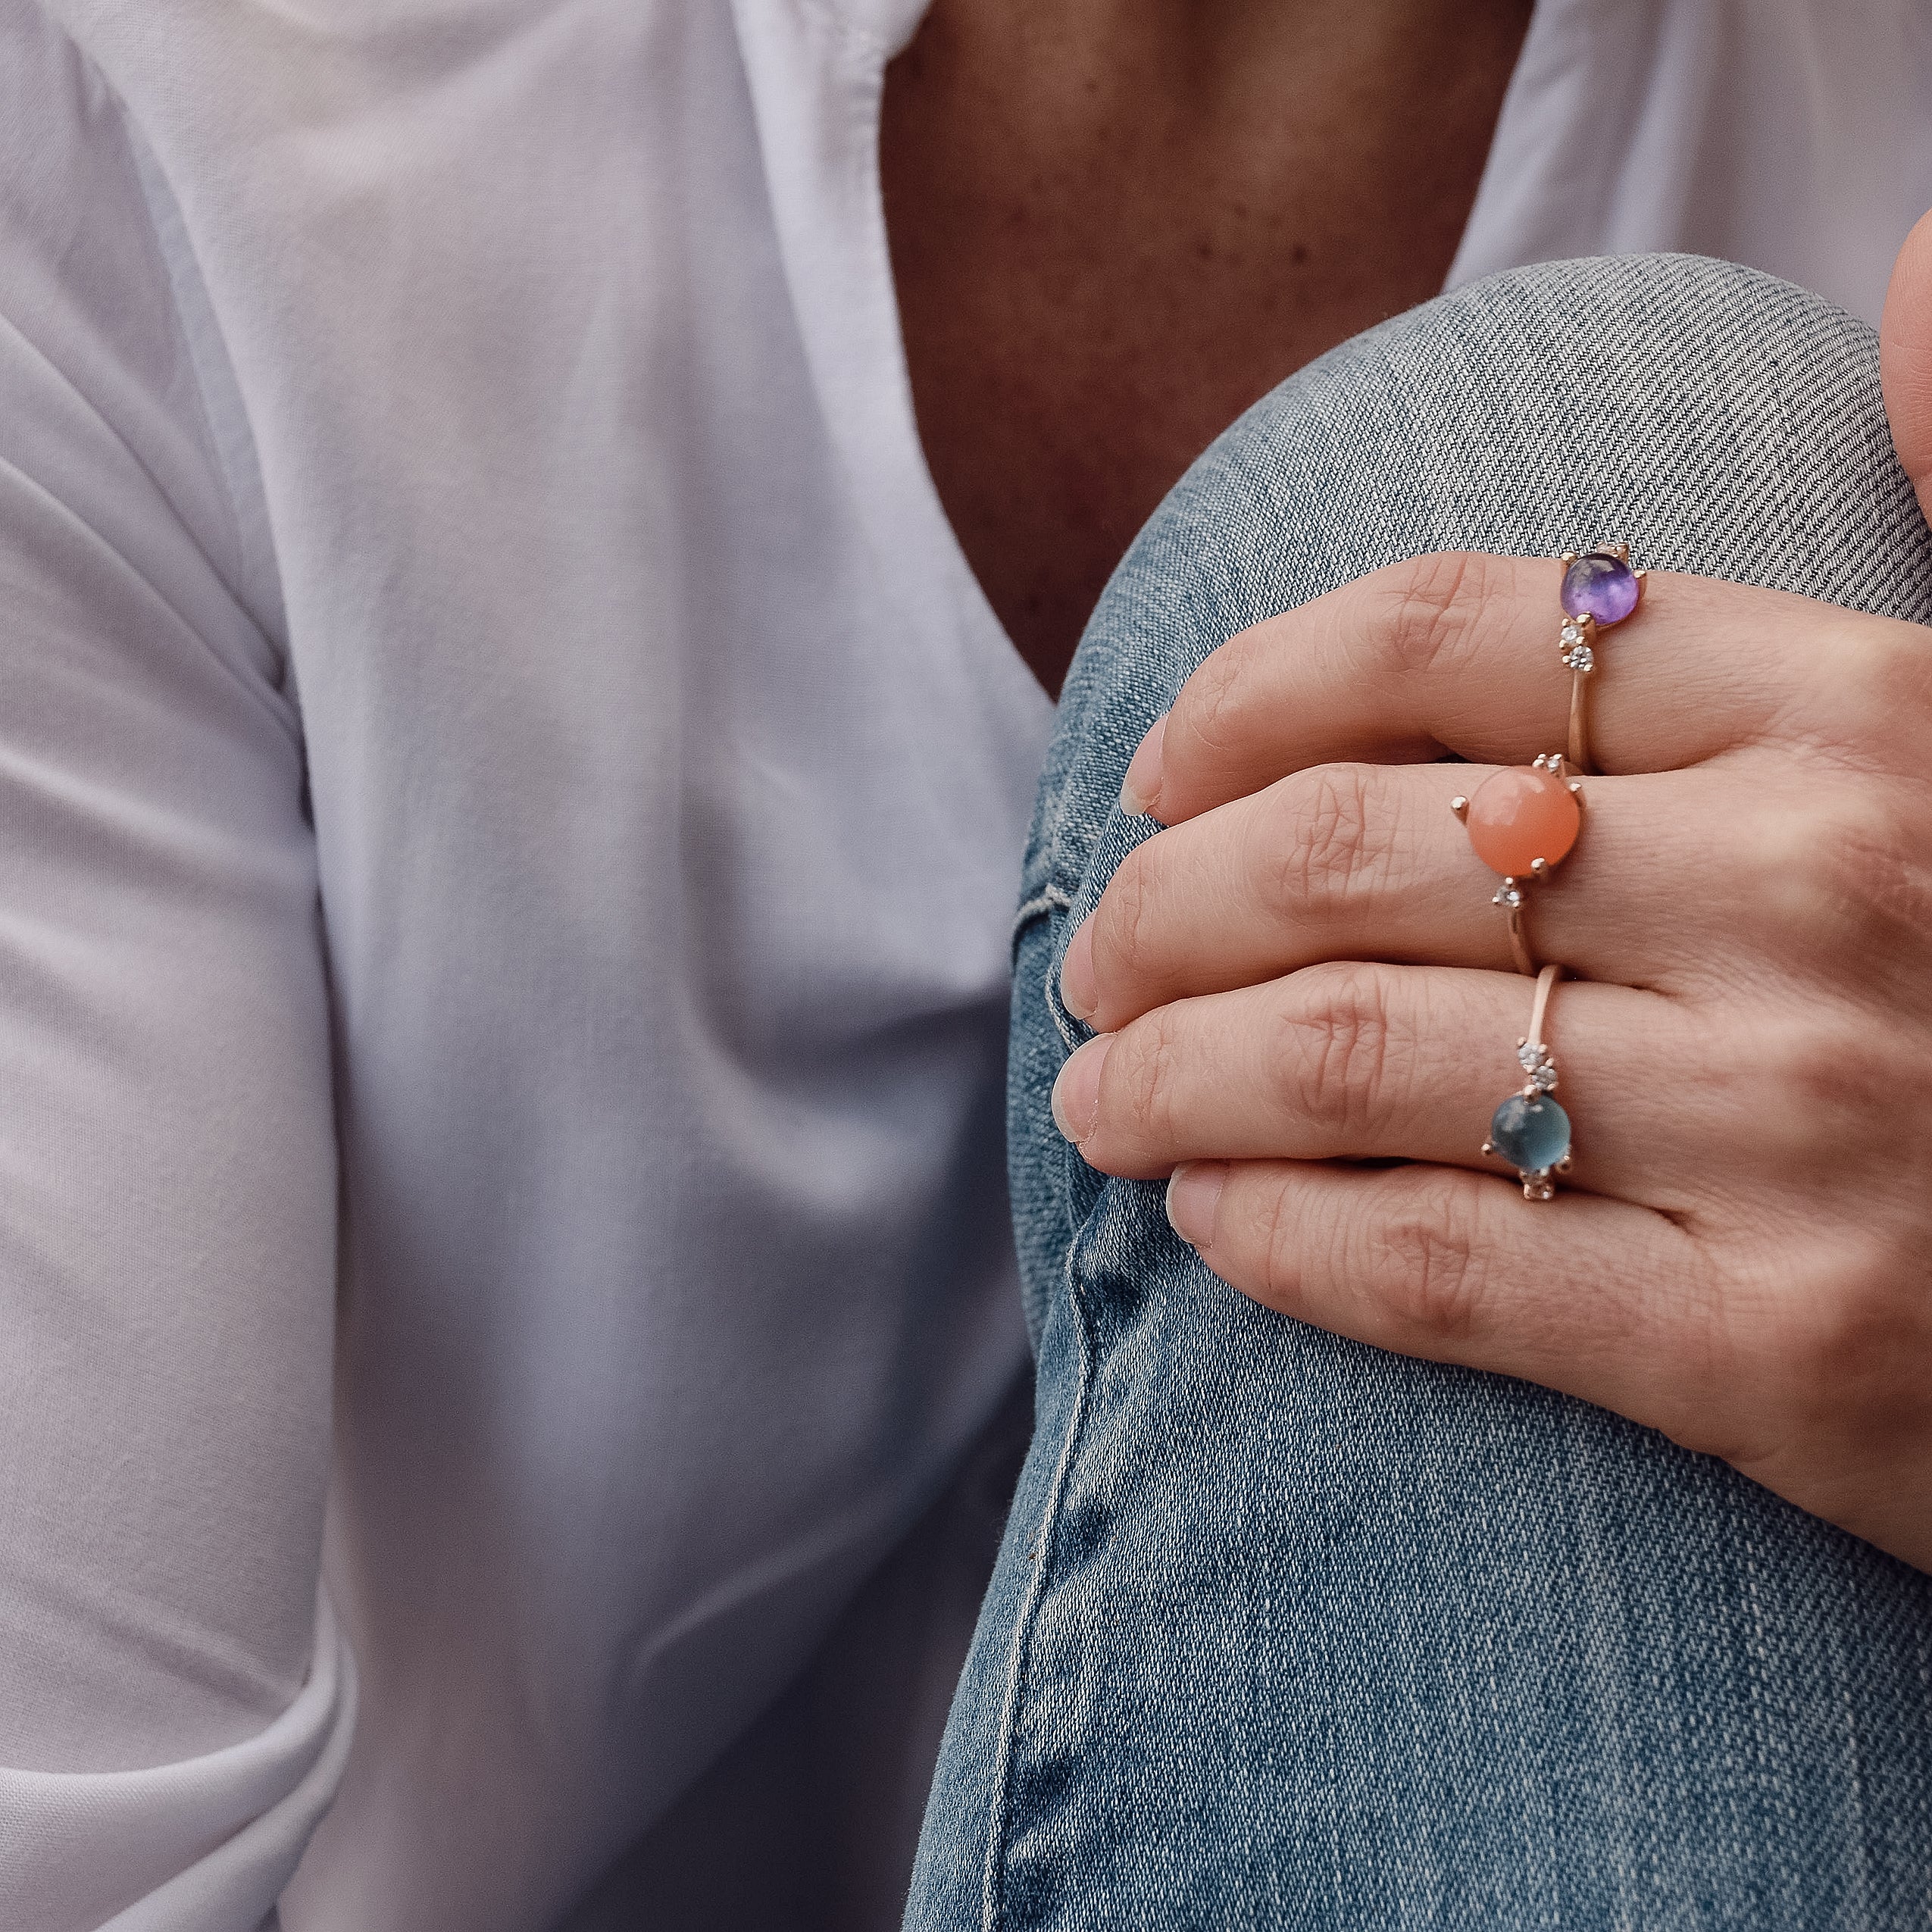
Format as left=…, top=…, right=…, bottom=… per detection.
left=882, top=0, right=1536, bottom=695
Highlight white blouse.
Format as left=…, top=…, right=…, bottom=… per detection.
left=0, top=2, right=1926, bottom=1927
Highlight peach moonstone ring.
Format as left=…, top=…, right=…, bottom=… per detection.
left=1451, top=754, right=1583, bottom=976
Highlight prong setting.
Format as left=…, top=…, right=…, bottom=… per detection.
left=1487, top=964, right=1571, bottom=1200
left=1560, top=543, right=1643, bottom=771
left=1461, top=756, right=1582, bottom=977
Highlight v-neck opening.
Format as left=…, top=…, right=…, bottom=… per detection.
left=748, top=0, right=1551, bottom=711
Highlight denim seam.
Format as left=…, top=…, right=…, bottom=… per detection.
left=1012, top=885, right=1070, bottom=951
left=979, top=1233, right=1099, bottom=1932
left=1041, top=949, right=1084, bottom=1061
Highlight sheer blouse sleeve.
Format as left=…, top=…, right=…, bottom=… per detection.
left=0, top=13, right=349, bottom=1927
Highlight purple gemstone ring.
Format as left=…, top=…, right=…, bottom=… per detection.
left=1555, top=542, right=1645, bottom=774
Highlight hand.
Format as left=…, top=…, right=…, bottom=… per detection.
left=1045, top=220, right=1932, bottom=1574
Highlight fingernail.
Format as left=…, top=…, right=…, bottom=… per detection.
left=1049, top=1034, right=1112, bottom=1144
left=1059, top=919, right=1098, bottom=1022
left=1165, top=1161, right=1227, bottom=1248
left=1119, top=714, right=1168, bottom=819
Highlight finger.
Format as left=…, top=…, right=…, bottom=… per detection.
left=1161, top=1158, right=1735, bottom=1463
left=1067, top=759, right=1793, bottom=1032
left=1053, top=962, right=1721, bottom=1214
left=1130, top=552, right=1876, bottom=826
left=1881, top=206, right=1932, bottom=528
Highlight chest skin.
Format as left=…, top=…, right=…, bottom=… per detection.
left=881, top=0, right=1534, bottom=697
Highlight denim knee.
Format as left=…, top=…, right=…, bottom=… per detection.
left=908, top=255, right=1932, bottom=1931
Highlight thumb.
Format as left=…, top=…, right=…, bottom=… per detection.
left=1880, top=208, right=1932, bottom=525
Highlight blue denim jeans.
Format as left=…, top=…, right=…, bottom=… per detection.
left=905, top=256, right=1932, bottom=1930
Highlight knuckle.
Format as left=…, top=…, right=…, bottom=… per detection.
left=1255, top=1171, right=1308, bottom=1304
left=1743, top=1239, right=1929, bottom=1426
left=1093, top=846, right=1161, bottom=987
left=1748, top=787, right=1916, bottom=948
left=1815, top=786, right=1911, bottom=873
left=1753, top=1015, right=1887, bottom=1124
left=1823, top=1244, right=1932, bottom=1380
left=1264, top=764, right=1384, bottom=914
left=1106, top=1007, right=1185, bottom=1146
left=1276, top=961, right=1400, bottom=1132
left=1815, top=621, right=1932, bottom=762
left=1363, top=1177, right=1487, bottom=1346
left=1798, top=1255, right=1905, bottom=1378
left=1372, top=550, right=1494, bottom=683
left=1738, top=1011, right=1932, bottom=1186
left=1173, top=628, right=1270, bottom=756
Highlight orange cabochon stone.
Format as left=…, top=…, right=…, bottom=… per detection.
left=1466, top=767, right=1580, bottom=877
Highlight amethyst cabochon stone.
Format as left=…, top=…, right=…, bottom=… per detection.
left=1561, top=551, right=1640, bottom=626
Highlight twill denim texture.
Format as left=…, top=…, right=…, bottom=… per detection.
left=905, top=256, right=1932, bottom=1930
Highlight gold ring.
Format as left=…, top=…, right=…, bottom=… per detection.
left=1557, top=542, right=1646, bottom=775
left=1481, top=963, right=1572, bottom=1200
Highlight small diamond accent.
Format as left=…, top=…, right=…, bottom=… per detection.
left=1562, top=641, right=1596, bottom=673
left=1560, top=620, right=1585, bottom=647
left=1494, top=883, right=1523, bottom=909
left=1517, top=1041, right=1558, bottom=1092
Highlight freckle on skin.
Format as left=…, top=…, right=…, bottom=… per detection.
left=1291, top=242, right=1308, bottom=265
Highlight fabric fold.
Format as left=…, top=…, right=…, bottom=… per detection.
left=0, top=1591, right=355, bottom=1932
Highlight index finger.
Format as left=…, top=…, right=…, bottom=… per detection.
left=1131, top=552, right=1824, bottom=826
